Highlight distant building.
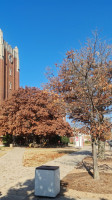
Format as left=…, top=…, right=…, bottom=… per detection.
left=0, top=29, right=19, bottom=105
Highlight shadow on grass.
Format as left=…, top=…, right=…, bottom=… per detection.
left=0, top=178, right=76, bottom=200
left=56, top=150, right=77, bottom=154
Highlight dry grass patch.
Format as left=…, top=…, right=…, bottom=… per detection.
left=23, top=147, right=76, bottom=167
left=0, top=147, right=12, bottom=157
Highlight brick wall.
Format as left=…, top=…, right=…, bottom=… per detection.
left=0, top=30, right=19, bottom=104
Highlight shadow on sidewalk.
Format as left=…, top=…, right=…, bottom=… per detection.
left=70, top=150, right=92, bottom=156
left=100, top=198, right=108, bottom=200
left=0, top=178, right=34, bottom=200
left=0, top=178, right=76, bottom=200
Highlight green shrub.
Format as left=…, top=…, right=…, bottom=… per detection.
left=2, top=134, right=13, bottom=146
left=85, top=140, right=91, bottom=144
left=61, top=136, right=69, bottom=144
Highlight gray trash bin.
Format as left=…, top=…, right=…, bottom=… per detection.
left=35, top=165, right=60, bottom=197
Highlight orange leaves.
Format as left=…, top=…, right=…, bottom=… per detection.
left=90, top=120, right=111, bottom=140
left=66, top=50, right=74, bottom=59
left=44, top=34, right=112, bottom=142
left=0, top=87, right=73, bottom=137
left=103, top=84, right=112, bottom=92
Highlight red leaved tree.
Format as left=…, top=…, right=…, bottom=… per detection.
left=0, top=87, right=73, bottom=145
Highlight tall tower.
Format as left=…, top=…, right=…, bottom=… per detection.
left=0, top=29, right=19, bottom=104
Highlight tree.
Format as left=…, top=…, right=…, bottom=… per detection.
left=45, top=32, right=112, bottom=179
left=0, top=87, right=73, bottom=145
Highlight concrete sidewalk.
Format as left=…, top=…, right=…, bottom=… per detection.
left=0, top=146, right=99, bottom=200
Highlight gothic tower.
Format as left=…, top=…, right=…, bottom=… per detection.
left=0, top=29, right=19, bottom=105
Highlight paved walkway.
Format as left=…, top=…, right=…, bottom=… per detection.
left=0, top=146, right=98, bottom=200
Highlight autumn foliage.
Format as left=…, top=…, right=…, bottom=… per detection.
left=0, top=87, right=73, bottom=139
left=45, top=31, right=112, bottom=179
left=46, top=33, right=112, bottom=142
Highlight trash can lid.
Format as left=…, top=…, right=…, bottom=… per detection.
left=36, top=165, right=59, bottom=170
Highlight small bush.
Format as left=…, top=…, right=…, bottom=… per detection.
left=2, top=134, right=13, bottom=146
left=85, top=140, right=91, bottom=144
left=61, top=136, right=69, bottom=145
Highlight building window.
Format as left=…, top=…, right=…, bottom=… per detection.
left=9, top=68, right=12, bottom=76
left=8, top=54, right=13, bottom=64
left=9, top=82, right=12, bottom=90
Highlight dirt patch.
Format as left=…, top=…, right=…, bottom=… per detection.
left=62, top=172, right=112, bottom=194
left=23, top=147, right=76, bottom=167
left=82, top=154, right=112, bottom=172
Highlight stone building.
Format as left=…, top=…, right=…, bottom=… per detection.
left=0, top=29, right=19, bottom=105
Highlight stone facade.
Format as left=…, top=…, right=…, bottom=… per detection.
left=0, top=29, right=19, bottom=105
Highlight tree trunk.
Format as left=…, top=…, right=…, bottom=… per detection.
left=12, top=135, right=16, bottom=146
left=92, top=140, right=100, bottom=180
left=98, top=139, right=105, bottom=159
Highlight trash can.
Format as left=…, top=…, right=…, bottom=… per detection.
left=35, top=165, right=60, bottom=197
left=10, top=144, right=13, bottom=148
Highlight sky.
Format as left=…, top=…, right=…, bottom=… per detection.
left=0, top=0, right=112, bottom=89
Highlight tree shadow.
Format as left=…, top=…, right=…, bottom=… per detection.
left=70, top=150, right=92, bottom=156
left=0, top=178, right=76, bottom=200
left=54, top=150, right=77, bottom=155
left=0, top=178, right=34, bottom=200
left=82, top=161, right=93, bottom=177
left=57, top=150, right=92, bottom=156
left=100, top=198, right=108, bottom=200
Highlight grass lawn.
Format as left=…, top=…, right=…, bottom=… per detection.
left=23, top=147, right=76, bottom=167
left=0, top=147, right=12, bottom=157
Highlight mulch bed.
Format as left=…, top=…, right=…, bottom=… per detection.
left=61, top=153, right=112, bottom=194
left=61, top=172, right=112, bottom=194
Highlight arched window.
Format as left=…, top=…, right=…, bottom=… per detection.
left=9, top=82, right=12, bottom=90
left=9, top=68, right=12, bottom=76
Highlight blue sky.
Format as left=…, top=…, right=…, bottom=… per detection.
left=0, top=0, right=112, bottom=88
